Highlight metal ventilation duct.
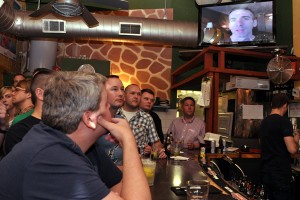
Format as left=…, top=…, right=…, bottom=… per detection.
left=0, top=1, right=198, bottom=47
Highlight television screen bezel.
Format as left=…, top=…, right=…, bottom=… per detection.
left=198, top=0, right=276, bottom=48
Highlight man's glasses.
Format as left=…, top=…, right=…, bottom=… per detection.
left=15, top=87, right=26, bottom=92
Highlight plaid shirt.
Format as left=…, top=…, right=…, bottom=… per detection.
left=117, top=108, right=160, bottom=150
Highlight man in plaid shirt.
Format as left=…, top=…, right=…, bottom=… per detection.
left=117, top=84, right=166, bottom=158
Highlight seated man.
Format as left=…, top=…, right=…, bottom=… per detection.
left=139, top=88, right=164, bottom=144
left=98, top=75, right=125, bottom=168
left=167, top=97, right=205, bottom=149
left=117, top=84, right=166, bottom=158
left=0, top=71, right=151, bottom=199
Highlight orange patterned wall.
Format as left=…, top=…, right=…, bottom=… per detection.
left=56, top=9, right=173, bottom=100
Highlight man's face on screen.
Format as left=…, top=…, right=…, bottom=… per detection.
left=229, top=9, right=257, bottom=42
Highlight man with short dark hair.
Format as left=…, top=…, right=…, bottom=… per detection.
left=260, top=93, right=299, bottom=200
left=11, top=79, right=34, bottom=126
left=3, top=68, right=54, bottom=155
left=140, top=88, right=164, bottom=144
left=12, top=73, right=25, bottom=87
left=167, top=96, right=205, bottom=149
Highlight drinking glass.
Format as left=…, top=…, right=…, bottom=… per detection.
left=141, top=158, right=157, bottom=186
left=186, top=180, right=210, bottom=200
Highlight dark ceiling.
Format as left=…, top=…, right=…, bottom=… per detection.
left=23, top=0, right=129, bottom=11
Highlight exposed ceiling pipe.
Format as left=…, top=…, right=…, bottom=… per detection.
left=0, top=1, right=199, bottom=47
left=0, top=1, right=15, bottom=31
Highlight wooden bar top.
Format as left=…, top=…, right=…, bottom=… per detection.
left=150, top=150, right=233, bottom=200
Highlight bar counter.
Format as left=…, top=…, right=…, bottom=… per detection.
left=150, top=150, right=233, bottom=200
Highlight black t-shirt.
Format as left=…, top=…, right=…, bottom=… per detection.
left=3, top=115, right=40, bottom=155
left=260, top=114, right=293, bottom=176
left=149, top=111, right=164, bottom=144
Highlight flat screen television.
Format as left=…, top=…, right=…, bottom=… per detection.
left=198, top=0, right=276, bottom=47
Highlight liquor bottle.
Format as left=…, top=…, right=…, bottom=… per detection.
left=169, top=132, right=173, bottom=143
left=199, top=147, right=206, bottom=165
left=164, top=133, right=171, bottom=157
left=258, top=184, right=265, bottom=200
left=246, top=180, right=253, bottom=198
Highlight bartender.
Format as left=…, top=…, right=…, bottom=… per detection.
left=260, top=93, right=299, bottom=200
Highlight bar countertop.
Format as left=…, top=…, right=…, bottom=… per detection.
left=150, top=150, right=233, bottom=200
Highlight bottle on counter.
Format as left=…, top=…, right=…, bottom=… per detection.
left=169, top=131, right=174, bottom=144
left=164, top=133, right=172, bottom=157
left=258, top=184, right=266, bottom=200
left=199, top=146, right=206, bottom=165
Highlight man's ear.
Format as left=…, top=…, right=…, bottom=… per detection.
left=35, top=88, right=44, bottom=101
left=82, top=111, right=97, bottom=130
left=253, top=19, right=258, bottom=27
left=26, top=91, right=32, bottom=99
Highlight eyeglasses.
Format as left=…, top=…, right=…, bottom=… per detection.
left=15, top=87, right=26, bottom=92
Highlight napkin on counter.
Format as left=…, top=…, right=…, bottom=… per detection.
left=170, top=156, right=189, bottom=161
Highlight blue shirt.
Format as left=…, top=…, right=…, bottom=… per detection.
left=0, top=123, right=111, bottom=200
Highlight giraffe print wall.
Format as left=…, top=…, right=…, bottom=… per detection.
left=56, top=8, right=174, bottom=101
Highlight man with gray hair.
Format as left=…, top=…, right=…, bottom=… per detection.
left=0, top=71, right=151, bottom=200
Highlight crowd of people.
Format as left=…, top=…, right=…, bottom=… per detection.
left=1, top=68, right=298, bottom=199
left=0, top=69, right=206, bottom=199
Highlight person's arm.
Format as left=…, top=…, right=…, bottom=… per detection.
left=147, top=118, right=166, bottom=158
left=153, top=140, right=166, bottom=158
left=99, top=117, right=151, bottom=200
left=110, top=181, right=122, bottom=194
left=284, top=133, right=299, bottom=155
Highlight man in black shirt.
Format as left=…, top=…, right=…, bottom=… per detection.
left=260, top=93, right=299, bottom=200
left=3, top=68, right=54, bottom=155
left=140, top=88, right=164, bottom=144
